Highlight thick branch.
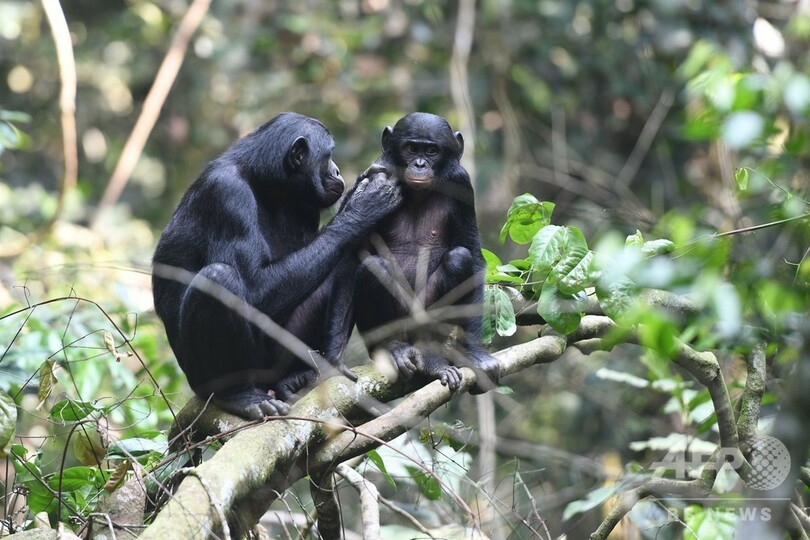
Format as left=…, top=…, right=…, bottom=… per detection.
left=145, top=335, right=568, bottom=537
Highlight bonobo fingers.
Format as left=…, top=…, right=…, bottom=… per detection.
left=338, top=363, right=358, bottom=382
left=259, top=399, right=290, bottom=417
left=362, top=163, right=388, bottom=179
left=213, top=386, right=290, bottom=420
left=436, top=365, right=463, bottom=392
left=386, top=340, right=424, bottom=379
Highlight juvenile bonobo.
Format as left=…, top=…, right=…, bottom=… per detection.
left=331, top=112, right=500, bottom=393
left=152, top=112, right=402, bottom=420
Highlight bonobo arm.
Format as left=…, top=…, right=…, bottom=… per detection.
left=206, top=171, right=401, bottom=319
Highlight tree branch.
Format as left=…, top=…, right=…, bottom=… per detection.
left=91, top=0, right=211, bottom=228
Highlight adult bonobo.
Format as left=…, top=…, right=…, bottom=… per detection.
left=152, top=112, right=402, bottom=420
left=331, top=112, right=500, bottom=393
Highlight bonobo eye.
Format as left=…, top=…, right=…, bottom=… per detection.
left=403, top=143, right=416, bottom=154
left=425, top=145, right=438, bottom=156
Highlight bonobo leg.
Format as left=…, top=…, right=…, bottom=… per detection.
left=275, top=370, right=320, bottom=403
left=424, top=246, right=474, bottom=307
left=456, top=344, right=500, bottom=395
left=179, top=263, right=289, bottom=420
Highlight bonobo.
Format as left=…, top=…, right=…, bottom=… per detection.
left=152, top=112, right=402, bottom=420
left=330, top=112, right=500, bottom=393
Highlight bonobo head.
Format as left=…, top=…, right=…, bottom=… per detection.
left=381, top=112, right=464, bottom=191
left=238, top=112, right=345, bottom=207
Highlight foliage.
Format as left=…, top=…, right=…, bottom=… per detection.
left=0, top=1, right=809, bottom=538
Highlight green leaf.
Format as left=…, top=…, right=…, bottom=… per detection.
left=366, top=450, right=396, bottom=489
left=108, top=437, right=167, bottom=458
left=405, top=466, right=442, bottom=501
left=735, top=168, right=749, bottom=191
left=638, top=315, right=680, bottom=358
left=48, top=466, right=98, bottom=492
left=483, top=286, right=517, bottom=342
left=596, top=277, right=637, bottom=321
left=537, top=284, right=582, bottom=335
left=486, top=273, right=524, bottom=285
left=557, top=250, right=594, bottom=295
left=493, top=287, right=517, bottom=337
left=640, top=239, right=675, bottom=256
left=625, top=230, right=644, bottom=248
left=481, top=248, right=502, bottom=273
left=50, top=399, right=99, bottom=423
left=26, top=482, right=56, bottom=514
left=500, top=194, right=555, bottom=244
left=528, top=225, right=565, bottom=278
left=0, top=392, right=17, bottom=458
left=678, top=40, right=719, bottom=80
left=37, top=360, right=57, bottom=409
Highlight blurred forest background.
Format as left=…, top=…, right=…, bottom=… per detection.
left=0, top=0, right=809, bottom=538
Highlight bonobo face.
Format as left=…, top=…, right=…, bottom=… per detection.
left=319, top=153, right=345, bottom=207
left=286, top=127, right=345, bottom=207
left=383, top=112, right=464, bottom=191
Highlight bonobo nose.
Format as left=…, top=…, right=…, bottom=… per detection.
left=415, top=158, right=427, bottom=168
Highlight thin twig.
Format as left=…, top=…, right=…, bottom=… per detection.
left=92, top=0, right=211, bottom=228
left=40, top=0, right=78, bottom=230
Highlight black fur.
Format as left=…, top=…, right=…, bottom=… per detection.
left=327, top=112, right=500, bottom=393
left=152, top=112, right=402, bottom=419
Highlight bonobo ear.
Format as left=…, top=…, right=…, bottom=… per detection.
left=287, top=136, right=309, bottom=170
left=381, top=127, right=394, bottom=152
left=454, top=131, right=464, bottom=157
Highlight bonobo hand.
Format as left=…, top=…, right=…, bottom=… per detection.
left=340, top=165, right=402, bottom=225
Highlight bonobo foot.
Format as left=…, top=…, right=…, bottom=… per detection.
left=423, top=354, right=463, bottom=391
left=212, top=386, right=290, bottom=421
left=385, top=340, right=424, bottom=379
left=465, top=348, right=501, bottom=394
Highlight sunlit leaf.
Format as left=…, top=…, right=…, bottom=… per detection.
left=481, top=249, right=501, bottom=274
left=735, top=168, right=749, bottom=191
left=36, top=360, right=57, bottom=410
left=500, top=194, right=555, bottom=244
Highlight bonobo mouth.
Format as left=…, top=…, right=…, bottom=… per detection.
left=404, top=173, right=432, bottom=188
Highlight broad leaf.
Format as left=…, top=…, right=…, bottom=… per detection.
left=50, top=399, right=99, bottom=423
left=0, top=392, right=17, bottom=458
left=47, top=466, right=99, bottom=492
left=500, top=194, right=555, bottom=244
left=537, top=284, right=582, bottom=335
